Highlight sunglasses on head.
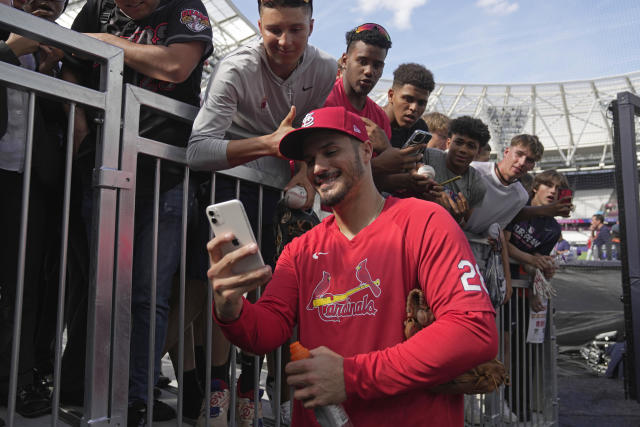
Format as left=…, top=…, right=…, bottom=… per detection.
left=353, top=23, right=391, bottom=42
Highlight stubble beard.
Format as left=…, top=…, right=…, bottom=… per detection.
left=318, top=145, right=365, bottom=207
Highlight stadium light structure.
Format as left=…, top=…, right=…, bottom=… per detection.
left=484, top=106, right=529, bottom=160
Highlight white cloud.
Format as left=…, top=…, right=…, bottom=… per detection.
left=355, top=0, right=428, bottom=28
left=476, top=0, right=519, bottom=16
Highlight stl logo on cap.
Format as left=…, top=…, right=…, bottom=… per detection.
left=302, top=112, right=315, bottom=128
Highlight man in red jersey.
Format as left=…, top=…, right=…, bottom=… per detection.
left=207, top=106, right=498, bottom=426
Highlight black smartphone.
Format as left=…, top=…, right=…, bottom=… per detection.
left=401, top=130, right=432, bottom=153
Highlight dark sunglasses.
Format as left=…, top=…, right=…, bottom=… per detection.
left=353, top=23, right=391, bottom=42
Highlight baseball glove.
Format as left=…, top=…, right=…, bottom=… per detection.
left=404, top=289, right=509, bottom=394
left=273, top=199, right=320, bottom=263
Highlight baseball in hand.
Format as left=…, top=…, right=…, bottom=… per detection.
left=284, top=185, right=307, bottom=209
left=417, top=165, right=436, bottom=179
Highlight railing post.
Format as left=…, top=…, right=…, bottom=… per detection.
left=83, top=51, right=125, bottom=427
left=612, top=91, right=640, bottom=401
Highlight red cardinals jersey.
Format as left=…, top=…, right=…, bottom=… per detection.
left=217, top=197, right=497, bottom=426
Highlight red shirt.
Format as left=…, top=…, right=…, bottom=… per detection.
left=324, top=77, right=392, bottom=140
left=216, top=197, right=497, bottom=426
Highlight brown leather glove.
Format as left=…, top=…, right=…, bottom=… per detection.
left=404, top=289, right=509, bottom=394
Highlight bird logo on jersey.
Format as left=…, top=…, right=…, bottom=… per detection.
left=306, top=259, right=381, bottom=322
left=180, top=9, right=211, bottom=32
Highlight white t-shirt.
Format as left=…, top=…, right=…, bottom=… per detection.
left=463, top=161, right=529, bottom=236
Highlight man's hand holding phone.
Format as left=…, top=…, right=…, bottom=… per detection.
left=371, top=144, right=425, bottom=175
left=207, top=233, right=272, bottom=322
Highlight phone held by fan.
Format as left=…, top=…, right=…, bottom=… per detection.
left=401, top=129, right=432, bottom=154
left=206, top=199, right=265, bottom=275
left=558, top=188, right=573, bottom=204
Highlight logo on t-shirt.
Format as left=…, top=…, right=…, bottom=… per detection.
left=180, top=9, right=211, bottom=32
left=306, top=259, right=380, bottom=322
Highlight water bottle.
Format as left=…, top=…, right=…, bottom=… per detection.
left=290, top=342, right=354, bottom=427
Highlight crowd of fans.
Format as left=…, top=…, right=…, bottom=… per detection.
left=1, top=0, right=580, bottom=426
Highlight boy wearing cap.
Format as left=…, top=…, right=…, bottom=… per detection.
left=207, top=106, right=498, bottom=426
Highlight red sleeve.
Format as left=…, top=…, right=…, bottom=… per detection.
left=214, top=244, right=300, bottom=355
left=342, top=202, right=498, bottom=399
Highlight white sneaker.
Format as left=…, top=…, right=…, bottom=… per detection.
left=196, top=380, right=230, bottom=427
left=236, top=389, right=264, bottom=427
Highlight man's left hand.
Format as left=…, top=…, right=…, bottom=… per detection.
left=286, top=346, right=346, bottom=408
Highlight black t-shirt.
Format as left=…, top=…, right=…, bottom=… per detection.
left=68, top=0, right=213, bottom=193
left=506, top=212, right=561, bottom=278
left=389, top=117, right=430, bottom=149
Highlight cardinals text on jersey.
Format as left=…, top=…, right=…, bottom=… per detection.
left=306, top=259, right=381, bottom=323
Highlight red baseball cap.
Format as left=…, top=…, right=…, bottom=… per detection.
left=279, top=106, right=369, bottom=160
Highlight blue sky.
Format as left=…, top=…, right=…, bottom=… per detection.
left=232, top=0, right=640, bottom=84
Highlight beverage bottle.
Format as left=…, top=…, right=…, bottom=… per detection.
left=289, top=341, right=353, bottom=427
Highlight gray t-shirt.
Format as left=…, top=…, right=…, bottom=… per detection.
left=423, top=148, right=487, bottom=209
left=187, top=39, right=337, bottom=185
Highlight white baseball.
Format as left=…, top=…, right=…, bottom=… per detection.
left=417, top=165, right=436, bottom=179
left=284, top=185, right=307, bottom=209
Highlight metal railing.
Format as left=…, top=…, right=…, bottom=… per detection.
left=0, top=5, right=123, bottom=426
left=464, top=279, right=559, bottom=426
left=117, top=84, right=289, bottom=427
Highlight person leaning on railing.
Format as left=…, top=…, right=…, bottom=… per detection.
left=502, top=169, right=570, bottom=422
left=0, top=0, right=68, bottom=419
left=60, top=0, right=213, bottom=424
left=505, top=170, right=569, bottom=312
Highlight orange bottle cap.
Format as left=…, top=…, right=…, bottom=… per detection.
left=290, top=341, right=311, bottom=361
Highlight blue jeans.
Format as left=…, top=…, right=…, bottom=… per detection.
left=128, top=182, right=194, bottom=403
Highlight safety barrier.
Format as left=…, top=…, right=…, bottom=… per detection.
left=1, top=5, right=123, bottom=426
left=464, top=279, right=558, bottom=426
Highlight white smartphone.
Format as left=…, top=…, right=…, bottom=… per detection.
left=206, top=199, right=265, bottom=274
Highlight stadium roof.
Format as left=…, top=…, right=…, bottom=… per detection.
left=370, top=71, right=640, bottom=170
